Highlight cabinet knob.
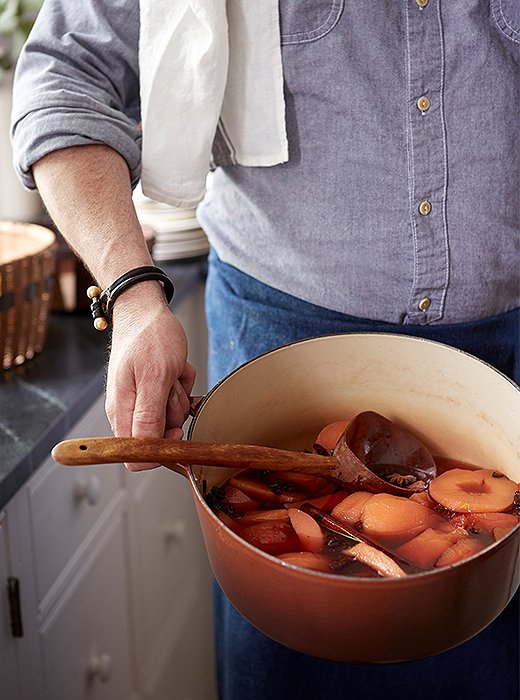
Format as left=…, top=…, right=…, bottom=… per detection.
left=164, top=519, right=186, bottom=543
left=74, top=475, right=101, bottom=506
left=87, top=652, right=113, bottom=682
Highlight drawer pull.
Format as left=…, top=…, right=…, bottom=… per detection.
left=164, top=519, right=186, bottom=543
left=7, top=577, right=23, bottom=638
left=87, top=653, right=113, bottom=682
left=74, top=475, right=101, bottom=506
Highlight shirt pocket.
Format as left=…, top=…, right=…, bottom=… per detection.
left=490, top=0, right=520, bottom=42
left=280, top=0, right=344, bottom=45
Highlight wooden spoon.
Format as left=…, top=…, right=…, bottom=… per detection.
left=344, top=411, right=437, bottom=488
left=52, top=425, right=434, bottom=497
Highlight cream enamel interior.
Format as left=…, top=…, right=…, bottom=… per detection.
left=189, top=334, right=520, bottom=494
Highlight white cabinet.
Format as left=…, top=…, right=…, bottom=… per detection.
left=39, top=513, right=136, bottom=700
left=25, top=450, right=123, bottom=611
left=126, top=468, right=215, bottom=697
left=0, top=517, right=20, bottom=700
left=0, top=279, right=217, bottom=699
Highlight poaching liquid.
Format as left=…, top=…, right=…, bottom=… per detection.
left=203, top=416, right=520, bottom=578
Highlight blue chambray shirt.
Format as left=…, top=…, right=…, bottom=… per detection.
left=11, top=0, right=520, bottom=325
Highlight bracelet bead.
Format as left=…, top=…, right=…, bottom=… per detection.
left=93, top=316, right=108, bottom=331
left=87, top=267, right=174, bottom=331
left=86, top=285, right=102, bottom=300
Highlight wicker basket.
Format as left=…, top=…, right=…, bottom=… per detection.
left=0, top=222, right=56, bottom=370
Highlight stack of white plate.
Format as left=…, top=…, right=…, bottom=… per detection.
left=133, top=184, right=209, bottom=262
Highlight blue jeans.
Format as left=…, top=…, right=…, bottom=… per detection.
left=205, top=250, right=520, bottom=700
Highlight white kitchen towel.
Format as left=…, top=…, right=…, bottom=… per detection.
left=139, top=0, right=288, bottom=208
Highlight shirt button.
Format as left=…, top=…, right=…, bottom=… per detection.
left=417, top=96, right=430, bottom=112
left=418, top=297, right=431, bottom=311
left=418, top=200, right=432, bottom=216
left=416, top=0, right=429, bottom=7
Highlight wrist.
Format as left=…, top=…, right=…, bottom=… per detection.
left=88, top=266, right=174, bottom=330
left=111, top=280, right=171, bottom=319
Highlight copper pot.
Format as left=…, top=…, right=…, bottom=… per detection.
left=54, top=333, right=519, bottom=662
left=187, top=333, right=519, bottom=663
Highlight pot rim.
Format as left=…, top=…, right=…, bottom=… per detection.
left=187, top=332, right=520, bottom=584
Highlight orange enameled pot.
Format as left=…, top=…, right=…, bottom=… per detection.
left=185, top=333, right=519, bottom=663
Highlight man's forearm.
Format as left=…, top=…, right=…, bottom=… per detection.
left=33, top=144, right=156, bottom=289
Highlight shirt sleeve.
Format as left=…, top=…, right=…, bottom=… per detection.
left=11, top=0, right=141, bottom=190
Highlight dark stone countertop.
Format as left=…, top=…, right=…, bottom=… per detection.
left=0, top=258, right=207, bottom=511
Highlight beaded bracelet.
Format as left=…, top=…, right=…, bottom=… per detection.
left=87, top=266, right=174, bottom=331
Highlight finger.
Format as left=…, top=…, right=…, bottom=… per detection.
left=179, top=361, right=197, bottom=397
left=125, top=460, right=161, bottom=472
left=165, top=380, right=191, bottom=431
left=164, top=426, right=184, bottom=441
left=126, top=424, right=184, bottom=472
left=132, top=381, right=169, bottom=438
left=106, top=364, right=136, bottom=438
left=127, top=380, right=171, bottom=471
left=127, top=424, right=184, bottom=472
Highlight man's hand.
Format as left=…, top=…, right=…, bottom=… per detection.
left=106, top=286, right=196, bottom=469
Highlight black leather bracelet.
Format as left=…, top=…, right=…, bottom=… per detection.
left=87, top=266, right=174, bottom=331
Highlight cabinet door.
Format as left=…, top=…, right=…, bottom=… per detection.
left=27, top=460, right=122, bottom=611
left=0, top=517, right=20, bottom=700
left=39, top=512, right=136, bottom=700
left=26, top=395, right=123, bottom=611
left=127, top=468, right=214, bottom=690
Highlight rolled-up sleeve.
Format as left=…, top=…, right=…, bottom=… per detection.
left=11, top=0, right=141, bottom=190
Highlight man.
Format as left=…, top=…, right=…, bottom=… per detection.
left=11, top=1, right=519, bottom=698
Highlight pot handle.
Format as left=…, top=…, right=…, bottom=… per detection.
left=189, top=395, right=205, bottom=417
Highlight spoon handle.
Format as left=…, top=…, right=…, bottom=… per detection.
left=52, top=437, right=337, bottom=471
